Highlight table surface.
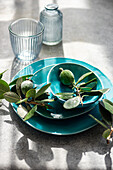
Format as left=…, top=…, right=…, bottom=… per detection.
left=1, top=0, right=113, bottom=169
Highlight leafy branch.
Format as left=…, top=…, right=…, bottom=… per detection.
left=0, top=69, right=8, bottom=105
left=0, top=71, right=54, bottom=121
left=89, top=99, right=113, bottom=144
left=56, top=70, right=110, bottom=109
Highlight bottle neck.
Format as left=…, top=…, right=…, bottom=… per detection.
left=45, top=4, right=58, bottom=10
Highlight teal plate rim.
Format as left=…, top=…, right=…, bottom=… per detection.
left=11, top=57, right=113, bottom=135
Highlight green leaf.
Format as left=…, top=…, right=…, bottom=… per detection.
left=16, top=98, right=28, bottom=104
left=41, top=99, right=54, bottom=102
left=4, top=91, right=20, bottom=103
left=99, top=99, right=113, bottom=126
left=83, top=91, right=101, bottom=96
left=85, top=81, right=97, bottom=89
left=99, top=88, right=110, bottom=94
left=0, top=79, right=10, bottom=99
left=79, top=78, right=97, bottom=88
left=101, top=99, right=113, bottom=115
left=26, top=89, right=36, bottom=99
left=55, top=92, right=74, bottom=99
left=84, top=88, right=110, bottom=96
left=77, top=82, right=86, bottom=87
left=79, top=87, right=92, bottom=92
left=102, top=129, right=111, bottom=139
left=16, top=77, right=23, bottom=97
left=75, top=72, right=93, bottom=85
left=89, top=114, right=108, bottom=129
left=63, top=96, right=80, bottom=109
left=35, top=83, right=51, bottom=99
left=35, top=99, right=54, bottom=103
left=0, top=69, right=8, bottom=79
left=35, top=92, right=49, bottom=100
left=79, top=82, right=97, bottom=94
left=9, top=74, right=33, bottom=86
left=24, top=105, right=37, bottom=121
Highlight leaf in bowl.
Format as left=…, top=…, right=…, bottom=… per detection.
left=75, top=71, right=93, bottom=86
left=63, top=96, right=81, bottom=109
left=55, top=92, right=74, bottom=100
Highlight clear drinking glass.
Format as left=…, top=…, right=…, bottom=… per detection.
left=40, top=4, right=63, bottom=46
left=8, top=18, right=44, bottom=61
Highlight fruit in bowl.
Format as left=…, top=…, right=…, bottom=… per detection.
left=47, top=63, right=110, bottom=109
left=59, top=67, right=75, bottom=85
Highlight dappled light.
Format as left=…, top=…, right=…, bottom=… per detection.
left=0, top=0, right=113, bottom=169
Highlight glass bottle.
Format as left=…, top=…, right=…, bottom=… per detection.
left=40, top=4, right=63, bottom=45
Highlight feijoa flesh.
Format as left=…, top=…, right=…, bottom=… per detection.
left=59, top=68, right=75, bottom=85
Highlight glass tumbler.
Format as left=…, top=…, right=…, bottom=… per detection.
left=40, top=4, right=63, bottom=46
left=8, top=18, right=44, bottom=61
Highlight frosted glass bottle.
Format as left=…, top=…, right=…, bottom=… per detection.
left=40, top=4, right=63, bottom=45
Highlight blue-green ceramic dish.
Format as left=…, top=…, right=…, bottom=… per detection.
left=11, top=57, right=113, bottom=135
left=47, top=63, right=103, bottom=108
left=31, top=65, right=98, bottom=119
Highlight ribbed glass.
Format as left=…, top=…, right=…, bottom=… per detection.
left=9, top=18, right=44, bottom=61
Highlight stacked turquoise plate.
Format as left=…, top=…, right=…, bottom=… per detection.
left=11, top=57, right=113, bottom=135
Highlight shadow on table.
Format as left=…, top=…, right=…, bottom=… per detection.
left=10, top=57, right=34, bottom=80
left=6, top=104, right=113, bottom=170
left=10, top=41, right=64, bottom=80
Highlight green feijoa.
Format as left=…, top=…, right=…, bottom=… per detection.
left=21, top=80, right=33, bottom=95
left=59, top=68, right=75, bottom=85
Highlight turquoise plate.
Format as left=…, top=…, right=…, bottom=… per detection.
left=11, top=57, right=113, bottom=135
left=31, top=65, right=98, bottom=119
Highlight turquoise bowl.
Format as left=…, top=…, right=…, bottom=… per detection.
left=47, top=63, right=103, bottom=108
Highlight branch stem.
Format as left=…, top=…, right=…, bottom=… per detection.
left=107, top=127, right=113, bottom=144
left=74, top=84, right=83, bottom=106
left=26, top=101, right=45, bottom=106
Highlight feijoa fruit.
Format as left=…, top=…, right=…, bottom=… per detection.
left=21, top=80, right=33, bottom=95
left=59, top=68, right=75, bottom=85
